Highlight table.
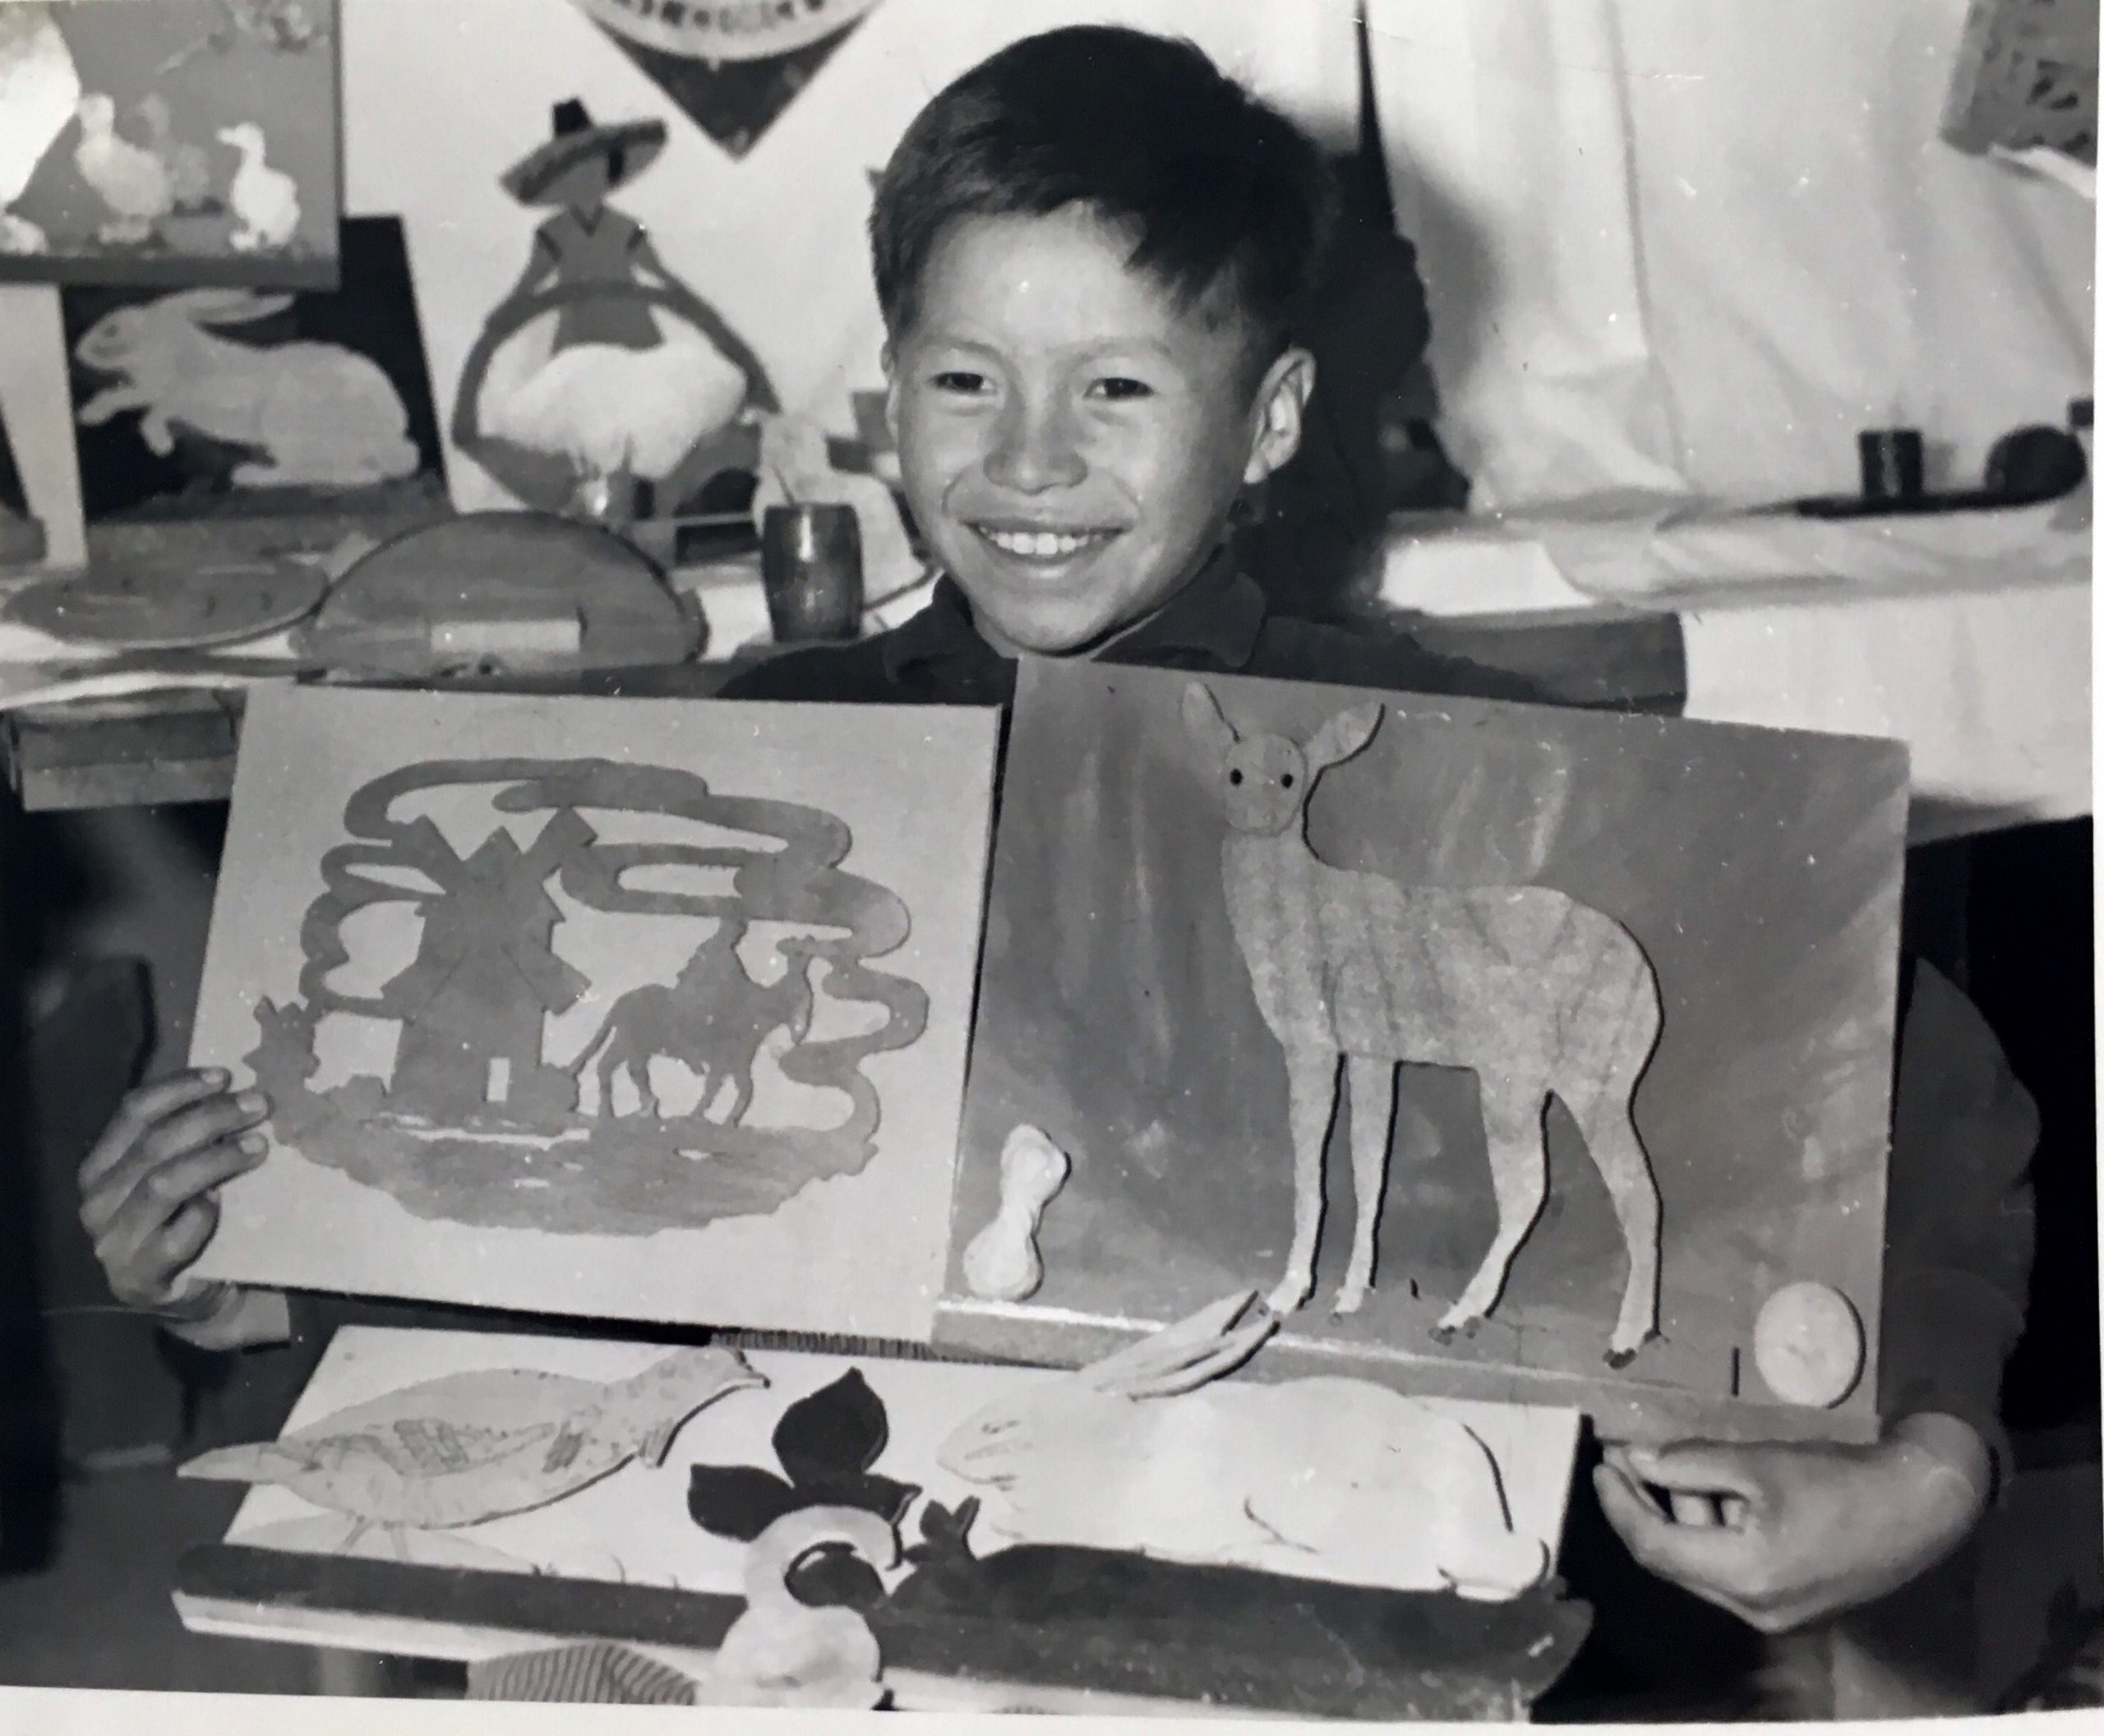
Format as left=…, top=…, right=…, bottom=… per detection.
left=2, top=534, right=2083, bottom=843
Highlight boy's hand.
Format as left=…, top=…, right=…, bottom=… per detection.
left=1594, top=1417, right=1991, bottom=1634
left=77, top=1068, right=270, bottom=1311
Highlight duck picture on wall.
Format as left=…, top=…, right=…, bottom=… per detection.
left=0, top=0, right=340, bottom=289
left=453, top=99, right=777, bottom=530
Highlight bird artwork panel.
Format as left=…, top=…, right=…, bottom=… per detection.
left=0, top=0, right=340, bottom=289
left=187, top=685, right=999, bottom=1340
left=939, top=658, right=1913, bottom=1447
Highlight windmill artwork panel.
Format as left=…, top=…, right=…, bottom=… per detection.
left=189, top=685, right=999, bottom=1340
left=939, top=658, right=1912, bottom=1445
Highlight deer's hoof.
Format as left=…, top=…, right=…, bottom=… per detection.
left=1267, top=1277, right=1313, bottom=1316
left=1331, top=1286, right=1368, bottom=1318
left=1604, top=1330, right=1662, bottom=1369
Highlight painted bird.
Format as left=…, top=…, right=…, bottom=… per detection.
left=180, top=1346, right=765, bottom=1549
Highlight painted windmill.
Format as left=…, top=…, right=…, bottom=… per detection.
left=367, top=808, right=595, bottom=1124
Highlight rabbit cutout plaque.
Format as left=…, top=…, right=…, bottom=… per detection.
left=73, top=287, right=419, bottom=489
left=937, top=1293, right=1553, bottom=1601
left=961, top=1124, right=1071, bottom=1302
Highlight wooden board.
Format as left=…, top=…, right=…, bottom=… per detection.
left=939, top=658, right=1911, bottom=1445
left=0, top=0, right=344, bottom=289
left=187, top=686, right=998, bottom=1341
left=175, top=1325, right=1589, bottom=1720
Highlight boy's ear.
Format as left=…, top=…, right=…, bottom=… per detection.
left=1241, top=346, right=1316, bottom=488
left=880, top=342, right=902, bottom=445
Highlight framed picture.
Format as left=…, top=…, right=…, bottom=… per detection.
left=0, top=0, right=342, bottom=289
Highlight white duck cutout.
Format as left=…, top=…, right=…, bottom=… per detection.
left=0, top=3, right=79, bottom=254
left=937, top=1291, right=1554, bottom=1602
left=75, top=92, right=169, bottom=245
left=218, top=121, right=299, bottom=252
left=704, top=1506, right=898, bottom=1710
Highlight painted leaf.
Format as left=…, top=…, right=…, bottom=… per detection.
left=791, top=1470, right=919, bottom=1526
left=771, top=1369, right=888, bottom=1484
left=686, top=1464, right=798, bottom=1542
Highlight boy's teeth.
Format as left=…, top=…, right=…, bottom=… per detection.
left=983, top=528, right=1100, bottom=558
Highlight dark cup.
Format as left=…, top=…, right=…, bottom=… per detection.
left=761, top=505, right=864, bottom=644
left=1858, top=429, right=1926, bottom=502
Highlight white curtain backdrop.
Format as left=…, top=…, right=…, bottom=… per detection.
left=1368, top=0, right=2097, bottom=510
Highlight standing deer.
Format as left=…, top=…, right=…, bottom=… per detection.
left=1181, top=681, right=1663, bottom=1364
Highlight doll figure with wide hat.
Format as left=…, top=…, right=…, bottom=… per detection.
left=459, top=98, right=776, bottom=524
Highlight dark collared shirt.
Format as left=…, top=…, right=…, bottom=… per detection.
left=722, top=551, right=1566, bottom=709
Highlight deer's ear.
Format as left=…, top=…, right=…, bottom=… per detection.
left=1305, top=703, right=1382, bottom=772
left=1180, top=681, right=1239, bottom=760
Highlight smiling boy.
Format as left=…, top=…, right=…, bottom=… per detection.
left=86, top=22, right=2034, bottom=1709
left=727, top=29, right=1547, bottom=709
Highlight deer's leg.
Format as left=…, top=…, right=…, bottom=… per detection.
left=1573, top=1092, right=1663, bottom=1364
left=1267, top=1050, right=1340, bottom=1316
left=1436, top=1080, right=1549, bottom=1340
left=1332, top=1055, right=1397, bottom=1316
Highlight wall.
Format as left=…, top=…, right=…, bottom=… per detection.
left=1370, top=0, right=2096, bottom=510
left=338, top=0, right=1360, bottom=514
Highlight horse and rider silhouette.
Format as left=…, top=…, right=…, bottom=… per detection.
left=567, top=918, right=814, bottom=1124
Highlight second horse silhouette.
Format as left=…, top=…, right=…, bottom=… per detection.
left=570, top=920, right=814, bottom=1124
left=1181, top=682, right=1663, bottom=1365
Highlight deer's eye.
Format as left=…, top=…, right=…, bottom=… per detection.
left=1228, top=769, right=1243, bottom=786
left=1281, top=773, right=1295, bottom=789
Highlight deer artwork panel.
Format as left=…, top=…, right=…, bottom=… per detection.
left=190, top=684, right=999, bottom=1340
left=942, top=658, right=1911, bottom=1445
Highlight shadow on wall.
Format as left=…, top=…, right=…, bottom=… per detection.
left=1236, top=153, right=1496, bottom=621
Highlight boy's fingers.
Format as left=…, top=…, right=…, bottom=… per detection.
left=1617, top=1442, right=1769, bottom=1508
left=77, top=1069, right=232, bottom=1191
left=90, top=1139, right=261, bottom=1281
left=151, top=1198, right=222, bottom=1286
left=1594, top=1463, right=1751, bottom=1592
left=140, top=1093, right=270, bottom=1169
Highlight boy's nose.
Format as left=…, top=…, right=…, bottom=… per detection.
left=984, top=401, right=1086, bottom=494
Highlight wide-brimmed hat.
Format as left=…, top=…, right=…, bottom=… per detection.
left=501, top=99, right=667, bottom=205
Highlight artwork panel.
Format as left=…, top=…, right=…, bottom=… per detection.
left=189, top=686, right=999, bottom=1341
left=944, top=658, right=1908, bottom=1442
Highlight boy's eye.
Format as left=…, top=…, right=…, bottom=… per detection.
left=1089, top=376, right=1155, bottom=402
left=930, top=371, right=991, bottom=395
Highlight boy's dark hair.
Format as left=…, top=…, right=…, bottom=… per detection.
left=870, top=26, right=1339, bottom=366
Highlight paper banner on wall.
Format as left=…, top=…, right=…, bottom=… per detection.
left=188, top=686, right=1000, bottom=1341
left=571, top=0, right=883, bottom=159
left=0, top=0, right=343, bottom=289
left=939, top=658, right=1912, bottom=1447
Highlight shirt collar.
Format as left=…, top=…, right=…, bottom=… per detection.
left=880, top=544, right=1267, bottom=684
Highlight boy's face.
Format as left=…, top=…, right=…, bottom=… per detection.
left=886, top=206, right=1313, bottom=656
